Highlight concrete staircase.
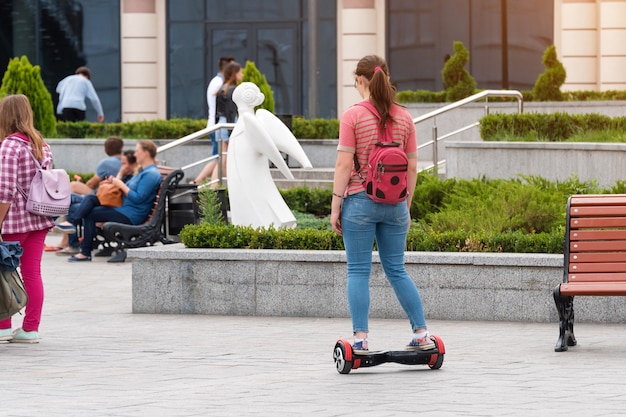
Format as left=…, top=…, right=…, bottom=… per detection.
left=271, top=168, right=334, bottom=189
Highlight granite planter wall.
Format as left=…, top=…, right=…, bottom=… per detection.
left=129, top=245, right=626, bottom=324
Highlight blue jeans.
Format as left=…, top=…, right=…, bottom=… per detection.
left=209, top=132, right=218, bottom=156
left=341, top=192, right=427, bottom=333
left=71, top=194, right=131, bottom=256
left=66, top=193, right=86, bottom=248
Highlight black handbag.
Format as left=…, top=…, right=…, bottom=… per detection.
left=0, top=239, right=27, bottom=320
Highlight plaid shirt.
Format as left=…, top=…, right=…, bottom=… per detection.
left=0, top=134, right=56, bottom=234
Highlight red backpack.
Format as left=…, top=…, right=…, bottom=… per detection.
left=354, top=101, right=409, bottom=204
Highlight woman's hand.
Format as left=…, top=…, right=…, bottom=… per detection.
left=331, top=209, right=342, bottom=235
left=107, top=176, right=127, bottom=195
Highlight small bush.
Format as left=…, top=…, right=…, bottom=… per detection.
left=441, top=41, right=477, bottom=102
left=0, top=56, right=57, bottom=136
left=242, top=61, right=275, bottom=113
left=198, top=187, right=226, bottom=224
left=532, top=45, right=566, bottom=101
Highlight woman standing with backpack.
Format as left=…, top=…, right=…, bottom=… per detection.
left=0, top=94, right=56, bottom=343
left=330, top=55, right=435, bottom=353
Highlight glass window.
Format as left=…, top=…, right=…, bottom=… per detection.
left=0, top=0, right=121, bottom=122
left=169, top=22, right=205, bottom=119
left=205, top=0, right=300, bottom=21
left=168, top=0, right=204, bottom=21
left=168, top=0, right=337, bottom=120
left=388, top=0, right=553, bottom=93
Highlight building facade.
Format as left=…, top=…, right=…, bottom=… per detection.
left=0, top=0, right=624, bottom=123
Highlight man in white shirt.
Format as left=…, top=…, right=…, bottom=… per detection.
left=56, top=66, right=104, bottom=122
left=194, top=56, right=236, bottom=184
left=206, top=56, right=236, bottom=155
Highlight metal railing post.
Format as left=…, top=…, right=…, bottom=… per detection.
left=432, top=125, right=438, bottom=175
left=217, top=140, right=224, bottom=187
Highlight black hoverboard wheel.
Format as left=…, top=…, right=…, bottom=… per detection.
left=333, top=339, right=354, bottom=374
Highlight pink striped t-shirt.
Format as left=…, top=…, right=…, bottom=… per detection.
left=337, top=101, right=417, bottom=196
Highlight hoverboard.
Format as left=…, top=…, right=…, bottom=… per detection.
left=333, top=335, right=445, bottom=374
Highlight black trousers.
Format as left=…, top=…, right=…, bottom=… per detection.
left=61, top=108, right=86, bottom=122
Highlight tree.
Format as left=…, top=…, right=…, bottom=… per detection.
left=532, top=45, right=567, bottom=101
left=0, top=56, right=57, bottom=136
left=441, top=41, right=477, bottom=102
left=242, top=60, right=275, bottom=112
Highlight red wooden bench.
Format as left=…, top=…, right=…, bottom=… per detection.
left=553, top=194, right=626, bottom=351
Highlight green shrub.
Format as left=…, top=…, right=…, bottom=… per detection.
left=242, top=61, right=275, bottom=112
left=180, top=173, right=613, bottom=254
left=279, top=187, right=332, bottom=216
left=441, top=41, right=477, bottom=102
left=532, top=45, right=566, bottom=101
left=480, top=112, right=626, bottom=142
left=397, top=90, right=447, bottom=103
left=198, top=187, right=226, bottom=224
left=0, top=56, right=57, bottom=136
left=291, top=117, right=339, bottom=139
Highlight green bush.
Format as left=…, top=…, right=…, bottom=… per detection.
left=441, top=41, right=477, bottom=102
left=0, top=56, right=57, bottom=136
left=54, top=117, right=340, bottom=139
left=532, top=45, right=566, bottom=101
left=397, top=90, right=447, bottom=103
left=180, top=173, right=615, bottom=253
left=242, top=61, right=275, bottom=113
left=279, top=187, right=332, bottom=216
left=480, top=112, right=626, bottom=142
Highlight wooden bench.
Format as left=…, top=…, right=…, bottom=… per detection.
left=553, top=194, right=626, bottom=352
left=96, top=167, right=184, bottom=263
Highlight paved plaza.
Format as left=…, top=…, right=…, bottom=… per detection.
left=1, top=232, right=626, bottom=416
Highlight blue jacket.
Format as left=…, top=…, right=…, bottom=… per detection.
left=115, top=164, right=162, bottom=224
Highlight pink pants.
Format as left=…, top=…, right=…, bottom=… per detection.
left=0, top=229, right=47, bottom=332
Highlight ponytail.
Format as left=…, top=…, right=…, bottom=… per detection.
left=355, top=55, right=397, bottom=129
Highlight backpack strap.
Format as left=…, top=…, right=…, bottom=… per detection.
left=353, top=101, right=395, bottom=176
left=7, top=137, right=45, bottom=202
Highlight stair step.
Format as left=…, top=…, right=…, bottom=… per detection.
left=271, top=168, right=334, bottom=180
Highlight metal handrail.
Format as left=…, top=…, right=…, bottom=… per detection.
left=156, top=122, right=236, bottom=188
left=414, top=89, right=523, bottom=174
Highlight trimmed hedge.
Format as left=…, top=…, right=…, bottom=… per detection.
left=398, top=89, right=626, bottom=104
left=180, top=174, right=612, bottom=253
left=480, top=113, right=626, bottom=142
left=54, top=117, right=340, bottom=140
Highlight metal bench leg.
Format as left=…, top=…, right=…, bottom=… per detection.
left=553, top=286, right=577, bottom=352
left=107, top=250, right=127, bottom=263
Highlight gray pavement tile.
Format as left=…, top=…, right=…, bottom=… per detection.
left=1, top=233, right=626, bottom=416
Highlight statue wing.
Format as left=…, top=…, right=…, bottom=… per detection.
left=241, top=113, right=294, bottom=180
left=256, top=109, right=313, bottom=169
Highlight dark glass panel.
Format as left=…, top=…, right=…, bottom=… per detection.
left=257, top=27, right=297, bottom=114
left=169, top=22, right=205, bottom=119
left=0, top=0, right=120, bottom=122
left=168, top=0, right=204, bottom=21
left=388, top=0, right=553, bottom=93
left=206, top=0, right=300, bottom=21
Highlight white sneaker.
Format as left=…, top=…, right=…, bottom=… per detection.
left=0, top=328, right=14, bottom=341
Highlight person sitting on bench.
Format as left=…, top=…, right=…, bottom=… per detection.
left=56, top=140, right=162, bottom=262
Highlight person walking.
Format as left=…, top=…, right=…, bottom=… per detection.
left=56, top=66, right=104, bottom=122
left=193, top=56, right=235, bottom=185
left=194, top=61, right=243, bottom=186
left=330, top=55, right=435, bottom=354
left=0, top=94, right=57, bottom=344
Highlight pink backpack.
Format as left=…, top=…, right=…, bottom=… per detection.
left=354, top=102, right=409, bottom=204
left=11, top=139, right=70, bottom=217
